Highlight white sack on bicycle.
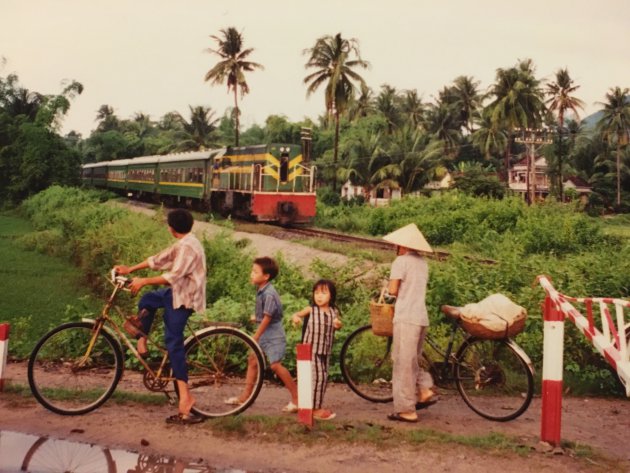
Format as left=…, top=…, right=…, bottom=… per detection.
left=459, top=294, right=527, bottom=336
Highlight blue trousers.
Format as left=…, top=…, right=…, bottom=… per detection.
left=138, top=288, right=192, bottom=382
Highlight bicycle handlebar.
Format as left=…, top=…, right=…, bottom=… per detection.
left=110, top=268, right=131, bottom=290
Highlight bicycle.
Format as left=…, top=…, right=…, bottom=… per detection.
left=340, top=305, right=535, bottom=422
left=20, top=435, right=116, bottom=473
left=28, top=270, right=266, bottom=418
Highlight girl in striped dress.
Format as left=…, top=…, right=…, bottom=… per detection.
left=292, top=279, right=342, bottom=420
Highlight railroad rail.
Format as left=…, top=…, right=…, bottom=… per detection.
left=281, top=226, right=495, bottom=264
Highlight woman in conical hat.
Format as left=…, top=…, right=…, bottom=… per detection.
left=383, top=223, right=437, bottom=423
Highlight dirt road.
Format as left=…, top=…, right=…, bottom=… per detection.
left=2, top=361, right=629, bottom=473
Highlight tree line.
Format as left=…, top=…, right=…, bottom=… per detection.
left=1, top=28, right=629, bottom=212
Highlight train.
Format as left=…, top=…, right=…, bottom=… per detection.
left=81, top=143, right=317, bottom=224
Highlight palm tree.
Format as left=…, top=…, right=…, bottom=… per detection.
left=375, top=84, right=402, bottom=133
left=401, top=89, right=426, bottom=129
left=546, top=68, right=585, bottom=201
left=451, top=75, right=483, bottom=134
left=337, top=120, right=383, bottom=197
left=131, top=113, right=154, bottom=139
left=597, top=86, right=630, bottom=207
left=424, top=101, right=461, bottom=158
left=371, top=125, right=440, bottom=194
left=487, top=59, right=546, bottom=181
left=347, top=83, right=374, bottom=121
left=546, top=68, right=584, bottom=129
left=303, top=33, right=369, bottom=191
left=177, top=106, right=220, bottom=151
left=95, top=104, right=119, bottom=132
left=3, top=86, right=43, bottom=120
left=204, top=27, right=263, bottom=146
left=472, top=111, right=508, bottom=162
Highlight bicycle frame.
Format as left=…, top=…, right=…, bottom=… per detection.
left=422, top=321, right=462, bottom=383
left=81, top=275, right=267, bottom=387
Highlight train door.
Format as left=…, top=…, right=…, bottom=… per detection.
left=253, top=164, right=261, bottom=191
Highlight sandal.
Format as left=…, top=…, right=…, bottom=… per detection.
left=415, top=396, right=438, bottom=410
left=223, top=397, right=244, bottom=405
left=387, top=412, right=418, bottom=423
left=165, top=412, right=204, bottom=425
left=313, top=410, right=336, bottom=420
left=282, top=401, right=298, bottom=413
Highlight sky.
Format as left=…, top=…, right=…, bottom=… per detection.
left=1, top=0, right=629, bottom=137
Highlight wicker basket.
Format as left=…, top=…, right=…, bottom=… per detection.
left=460, top=315, right=526, bottom=340
left=370, top=289, right=395, bottom=337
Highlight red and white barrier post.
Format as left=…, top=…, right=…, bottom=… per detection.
left=540, top=296, right=565, bottom=446
left=296, top=343, right=313, bottom=427
left=0, top=324, right=10, bottom=392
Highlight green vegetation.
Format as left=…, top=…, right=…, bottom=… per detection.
left=8, top=186, right=630, bottom=396
left=0, top=212, right=102, bottom=357
left=206, top=415, right=616, bottom=468
left=315, top=192, right=630, bottom=395
left=0, top=74, right=83, bottom=205
left=4, top=383, right=167, bottom=406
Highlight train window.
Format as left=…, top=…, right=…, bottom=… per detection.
left=279, top=155, right=289, bottom=182
left=221, top=157, right=231, bottom=168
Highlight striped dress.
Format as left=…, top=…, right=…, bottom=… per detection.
left=303, top=305, right=338, bottom=409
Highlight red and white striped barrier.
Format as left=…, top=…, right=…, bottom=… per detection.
left=540, top=295, right=565, bottom=446
left=537, top=276, right=630, bottom=446
left=0, top=324, right=9, bottom=391
left=296, top=343, right=313, bottom=427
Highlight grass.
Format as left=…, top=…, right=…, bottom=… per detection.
left=5, top=382, right=168, bottom=406
left=0, top=212, right=102, bottom=357
left=204, top=415, right=619, bottom=469
left=599, top=214, right=630, bottom=239
left=207, top=414, right=530, bottom=452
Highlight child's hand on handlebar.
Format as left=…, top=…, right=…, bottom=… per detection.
left=113, top=265, right=132, bottom=275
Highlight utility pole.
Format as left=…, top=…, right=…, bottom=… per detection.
left=515, top=128, right=553, bottom=204
left=300, top=127, right=312, bottom=162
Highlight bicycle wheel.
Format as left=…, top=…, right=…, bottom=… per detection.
left=455, top=338, right=534, bottom=421
left=182, top=327, right=265, bottom=417
left=28, top=322, right=123, bottom=415
left=21, top=436, right=116, bottom=473
left=340, top=325, right=393, bottom=402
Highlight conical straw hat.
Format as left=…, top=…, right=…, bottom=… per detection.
left=382, top=223, right=433, bottom=253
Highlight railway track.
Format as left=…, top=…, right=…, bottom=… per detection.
left=277, top=226, right=496, bottom=264
left=124, top=200, right=494, bottom=265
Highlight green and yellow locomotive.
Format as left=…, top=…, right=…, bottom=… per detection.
left=82, top=143, right=316, bottom=224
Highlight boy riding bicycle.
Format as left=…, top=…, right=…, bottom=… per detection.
left=114, top=208, right=206, bottom=425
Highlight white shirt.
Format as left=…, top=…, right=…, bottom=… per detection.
left=390, top=251, right=429, bottom=326
left=148, top=233, right=207, bottom=313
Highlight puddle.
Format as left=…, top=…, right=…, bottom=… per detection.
left=0, top=430, right=249, bottom=472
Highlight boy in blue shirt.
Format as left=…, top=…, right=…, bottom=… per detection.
left=226, top=256, right=298, bottom=411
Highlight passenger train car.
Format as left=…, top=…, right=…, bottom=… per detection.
left=82, top=143, right=316, bottom=224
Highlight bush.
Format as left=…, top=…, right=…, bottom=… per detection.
left=317, top=186, right=341, bottom=207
